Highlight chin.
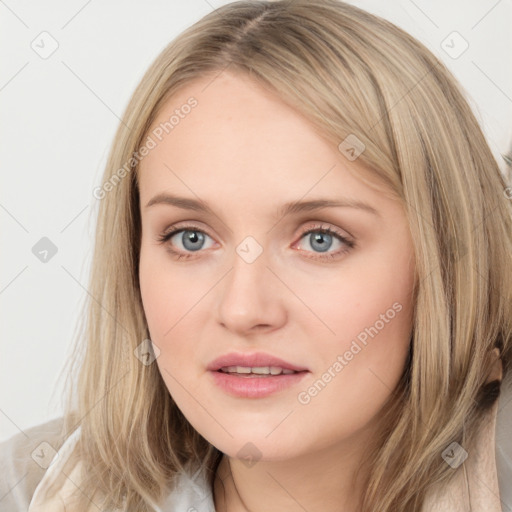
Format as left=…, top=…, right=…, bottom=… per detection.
left=204, top=429, right=304, bottom=463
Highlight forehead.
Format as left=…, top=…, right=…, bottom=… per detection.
left=137, top=71, right=390, bottom=212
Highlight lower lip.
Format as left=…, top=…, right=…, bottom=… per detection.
left=209, top=370, right=309, bottom=398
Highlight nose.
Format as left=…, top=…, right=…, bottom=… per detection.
left=216, top=245, right=287, bottom=335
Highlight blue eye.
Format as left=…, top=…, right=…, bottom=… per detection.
left=305, top=231, right=334, bottom=252
left=157, top=228, right=214, bottom=256
left=296, top=226, right=354, bottom=260
left=157, top=223, right=355, bottom=261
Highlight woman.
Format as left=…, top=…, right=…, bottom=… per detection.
left=1, top=1, right=511, bottom=511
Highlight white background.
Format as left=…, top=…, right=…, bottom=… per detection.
left=1, top=0, right=511, bottom=442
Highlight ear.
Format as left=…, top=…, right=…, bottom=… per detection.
left=486, top=347, right=503, bottom=384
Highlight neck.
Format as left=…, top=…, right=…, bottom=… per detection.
left=213, top=433, right=375, bottom=512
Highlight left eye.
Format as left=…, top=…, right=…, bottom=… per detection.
left=162, top=229, right=215, bottom=252
left=296, top=228, right=352, bottom=254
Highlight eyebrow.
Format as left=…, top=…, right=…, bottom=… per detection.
left=144, top=193, right=379, bottom=218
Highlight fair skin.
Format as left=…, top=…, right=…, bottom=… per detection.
left=138, top=71, right=416, bottom=512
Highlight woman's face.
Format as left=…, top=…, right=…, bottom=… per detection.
left=138, top=71, right=416, bottom=462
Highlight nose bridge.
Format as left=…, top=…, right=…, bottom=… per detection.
left=216, top=235, right=286, bottom=333
left=224, top=236, right=269, bottom=305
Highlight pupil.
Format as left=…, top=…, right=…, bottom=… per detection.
left=183, top=231, right=204, bottom=251
left=311, top=232, right=332, bottom=253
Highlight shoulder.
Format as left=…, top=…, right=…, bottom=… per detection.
left=0, top=416, right=67, bottom=512
left=421, top=372, right=512, bottom=512
left=495, top=371, right=512, bottom=510
left=1, top=417, right=214, bottom=512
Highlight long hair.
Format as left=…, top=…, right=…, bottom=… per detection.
left=55, top=1, right=512, bottom=510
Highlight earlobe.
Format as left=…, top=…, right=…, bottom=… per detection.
left=486, top=347, right=503, bottom=384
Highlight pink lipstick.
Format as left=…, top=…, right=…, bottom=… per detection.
left=207, top=352, right=310, bottom=398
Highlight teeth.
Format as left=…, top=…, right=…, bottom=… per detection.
left=252, top=366, right=270, bottom=375
left=219, top=366, right=297, bottom=375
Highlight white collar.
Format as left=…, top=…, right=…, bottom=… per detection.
left=28, top=424, right=215, bottom=511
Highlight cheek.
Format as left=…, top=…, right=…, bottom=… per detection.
left=139, top=245, right=210, bottom=385
left=293, top=258, right=413, bottom=421
left=139, top=244, right=198, bottom=339
left=292, top=259, right=414, bottom=351
left=139, top=256, right=169, bottom=339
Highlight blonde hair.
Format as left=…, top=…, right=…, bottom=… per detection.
left=55, top=1, right=512, bottom=510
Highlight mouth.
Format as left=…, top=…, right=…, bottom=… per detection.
left=208, top=353, right=310, bottom=398
left=210, top=366, right=309, bottom=398
left=216, top=366, right=305, bottom=377
left=207, top=351, right=309, bottom=373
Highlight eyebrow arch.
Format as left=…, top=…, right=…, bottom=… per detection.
left=278, top=198, right=379, bottom=218
left=145, top=193, right=379, bottom=218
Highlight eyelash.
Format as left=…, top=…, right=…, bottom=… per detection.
left=156, top=223, right=355, bottom=262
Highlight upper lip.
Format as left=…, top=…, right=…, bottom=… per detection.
left=207, top=352, right=309, bottom=372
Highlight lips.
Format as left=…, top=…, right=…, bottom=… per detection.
left=208, top=352, right=310, bottom=398
left=207, top=352, right=309, bottom=373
